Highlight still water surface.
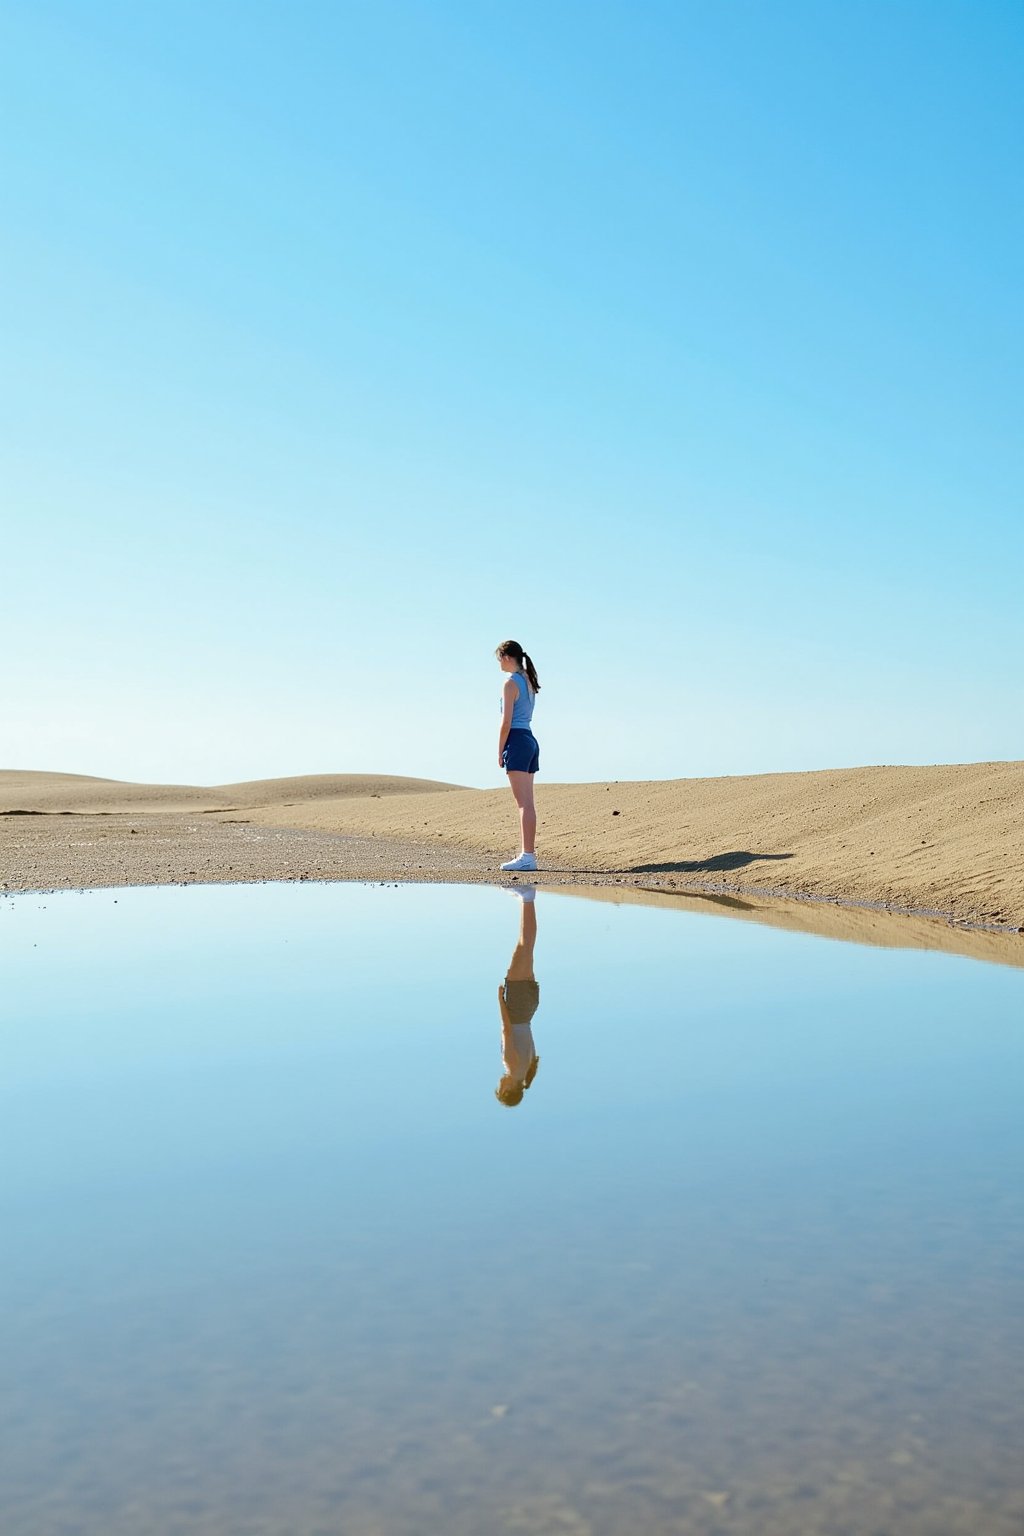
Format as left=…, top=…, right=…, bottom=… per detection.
left=1, top=882, right=1022, bottom=1535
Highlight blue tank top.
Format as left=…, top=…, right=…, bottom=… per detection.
left=505, top=671, right=536, bottom=730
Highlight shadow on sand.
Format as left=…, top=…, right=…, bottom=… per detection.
left=626, top=850, right=794, bottom=875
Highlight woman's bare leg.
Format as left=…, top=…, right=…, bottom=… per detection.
left=507, top=771, right=537, bottom=855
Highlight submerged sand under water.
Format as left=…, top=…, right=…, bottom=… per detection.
left=2, top=881, right=1022, bottom=1536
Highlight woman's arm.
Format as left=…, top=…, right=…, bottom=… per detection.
left=498, top=677, right=517, bottom=767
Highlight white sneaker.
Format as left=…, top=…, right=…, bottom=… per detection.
left=500, top=853, right=538, bottom=872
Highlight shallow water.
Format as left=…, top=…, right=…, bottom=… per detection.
left=1, top=882, right=1022, bottom=1536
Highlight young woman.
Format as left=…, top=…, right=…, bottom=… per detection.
left=495, top=639, right=541, bottom=872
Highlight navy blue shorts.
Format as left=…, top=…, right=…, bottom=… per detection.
left=502, top=729, right=540, bottom=774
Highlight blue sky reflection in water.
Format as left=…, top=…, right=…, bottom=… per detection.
left=1, top=882, right=1022, bottom=1535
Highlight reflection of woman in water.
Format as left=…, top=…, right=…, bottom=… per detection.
left=496, top=888, right=540, bottom=1106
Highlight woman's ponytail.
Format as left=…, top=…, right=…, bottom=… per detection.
left=495, top=639, right=541, bottom=693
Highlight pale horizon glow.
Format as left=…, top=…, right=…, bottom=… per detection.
left=4, top=2, right=1022, bottom=789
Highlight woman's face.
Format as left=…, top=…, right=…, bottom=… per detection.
left=497, top=653, right=517, bottom=673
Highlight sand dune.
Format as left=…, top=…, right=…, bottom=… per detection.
left=2, top=762, right=1023, bottom=934
left=0, top=770, right=463, bottom=816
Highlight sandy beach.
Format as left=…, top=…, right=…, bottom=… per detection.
left=3, top=761, right=1023, bottom=947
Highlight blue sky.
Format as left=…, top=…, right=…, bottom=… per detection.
left=3, top=0, right=1021, bottom=787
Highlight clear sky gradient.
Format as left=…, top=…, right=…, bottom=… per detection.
left=3, top=1, right=1021, bottom=786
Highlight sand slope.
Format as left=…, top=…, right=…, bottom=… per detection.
left=240, top=760, right=1024, bottom=927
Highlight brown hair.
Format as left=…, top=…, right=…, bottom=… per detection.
left=495, top=640, right=541, bottom=694
left=494, top=1056, right=540, bottom=1108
